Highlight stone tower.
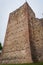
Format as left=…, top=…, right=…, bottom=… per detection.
left=0, top=2, right=34, bottom=64
left=0, top=2, right=43, bottom=64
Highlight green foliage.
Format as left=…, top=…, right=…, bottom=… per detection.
left=0, top=42, right=2, bottom=50
left=0, top=62, right=43, bottom=65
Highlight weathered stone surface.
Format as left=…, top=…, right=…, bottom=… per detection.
left=0, top=2, right=43, bottom=64
left=0, top=2, right=33, bottom=64
left=29, top=17, right=43, bottom=62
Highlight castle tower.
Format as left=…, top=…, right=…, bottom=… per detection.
left=0, top=2, right=43, bottom=63
left=0, top=2, right=34, bottom=64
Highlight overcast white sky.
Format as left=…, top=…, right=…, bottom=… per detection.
left=0, top=0, right=43, bottom=46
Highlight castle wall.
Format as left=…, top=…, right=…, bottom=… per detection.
left=0, top=2, right=43, bottom=63
left=29, top=17, right=43, bottom=62
left=0, top=3, right=32, bottom=64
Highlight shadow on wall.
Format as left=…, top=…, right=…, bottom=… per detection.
left=28, top=19, right=38, bottom=63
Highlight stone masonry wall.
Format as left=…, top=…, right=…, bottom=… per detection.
left=0, top=2, right=33, bottom=64
left=0, top=2, right=43, bottom=64
left=29, top=17, right=43, bottom=62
